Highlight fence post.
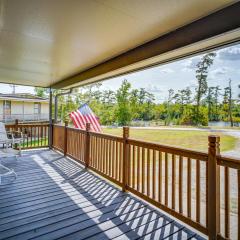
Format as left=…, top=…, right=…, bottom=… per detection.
left=122, top=126, right=129, bottom=192
left=84, top=123, right=91, bottom=168
left=208, top=135, right=220, bottom=239
left=64, top=121, right=68, bottom=156
left=14, top=119, right=19, bottom=131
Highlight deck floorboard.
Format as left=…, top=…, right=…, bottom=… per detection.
left=0, top=149, right=205, bottom=240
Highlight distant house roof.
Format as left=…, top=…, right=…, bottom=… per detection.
left=0, top=93, right=49, bottom=103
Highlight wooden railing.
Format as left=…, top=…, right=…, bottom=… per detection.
left=52, top=123, right=240, bottom=239
left=5, top=120, right=49, bottom=149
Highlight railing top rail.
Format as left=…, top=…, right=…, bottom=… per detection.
left=128, top=138, right=208, bottom=161
left=217, top=155, right=240, bottom=169
left=89, top=131, right=124, bottom=142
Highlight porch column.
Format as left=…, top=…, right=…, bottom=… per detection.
left=49, top=88, right=53, bottom=149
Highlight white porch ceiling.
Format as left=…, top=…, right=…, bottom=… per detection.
left=0, top=0, right=236, bottom=88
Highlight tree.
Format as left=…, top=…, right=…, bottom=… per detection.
left=223, top=79, right=234, bottom=127
left=165, top=89, right=174, bottom=125
left=115, top=80, right=132, bottom=125
left=34, top=87, right=48, bottom=98
left=195, top=52, right=216, bottom=124
left=173, top=87, right=192, bottom=115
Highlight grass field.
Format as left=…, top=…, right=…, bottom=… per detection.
left=103, top=128, right=237, bottom=152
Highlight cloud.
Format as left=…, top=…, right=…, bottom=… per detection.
left=181, top=56, right=201, bottom=72
left=218, top=46, right=240, bottom=61
left=145, top=84, right=166, bottom=93
left=159, top=68, right=174, bottom=74
left=211, top=67, right=228, bottom=76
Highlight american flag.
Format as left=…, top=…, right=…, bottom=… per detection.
left=70, top=103, right=102, bottom=132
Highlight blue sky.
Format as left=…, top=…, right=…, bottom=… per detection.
left=0, top=43, right=240, bottom=102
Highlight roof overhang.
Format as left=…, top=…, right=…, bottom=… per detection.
left=53, top=2, right=240, bottom=89
left=0, top=97, right=49, bottom=102
left=0, top=0, right=239, bottom=89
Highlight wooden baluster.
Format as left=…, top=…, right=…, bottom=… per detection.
left=30, top=126, right=33, bottom=147
left=116, top=141, right=119, bottom=180
left=27, top=127, right=29, bottom=147
left=142, top=148, right=145, bottom=194
left=105, top=139, right=107, bottom=173
left=90, top=136, right=93, bottom=167
left=96, top=137, right=99, bottom=170
left=208, top=135, right=220, bottom=239
left=172, top=154, right=176, bottom=210
left=112, top=140, right=115, bottom=179
left=14, top=119, right=19, bottom=149
left=99, top=138, right=102, bottom=171
left=152, top=150, right=156, bottom=200
left=108, top=140, right=111, bottom=176
left=128, top=145, right=132, bottom=186
left=132, top=145, right=135, bottom=189
left=64, top=121, right=68, bottom=156
left=187, top=157, right=192, bottom=218
left=147, top=148, right=150, bottom=197
left=37, top=125, right=39, bottom=147
left=224, top=166, right=229, bottom=238
left=40, top=125, right=42, bottom=146
left=179, top=156, right=183, bottom=214
left=196, top=159, right=200, bottom=223
left=84, top=123, right=91, bottom=168
left=34, top=126, right=36, bottom=147
left=120, top=142, right=123, bottom=182
left=122, top=127, right=129, bottom=192
left=137, top=146, right=140, bottom=191
left=165, top=153, right=168, bottom=206
left=159, top=151, right=162, bottom=203
left=106, top=139, right=109, bottom=174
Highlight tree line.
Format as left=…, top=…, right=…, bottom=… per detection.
left=35, top=53, right=240, bottom=127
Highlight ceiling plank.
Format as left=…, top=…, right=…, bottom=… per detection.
left=52, top=2, right=240, bottom=89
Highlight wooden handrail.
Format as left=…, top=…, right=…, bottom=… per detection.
left=51, top=125, right=240, bottom=239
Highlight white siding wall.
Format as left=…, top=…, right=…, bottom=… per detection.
left=0, top=100, right=3, bottom=115
left=41, top=103, right=49, bottom=114
left=0, top=100, right=3, bottom=121
left=0, top=100, right=49, bottom=122
left=11, top=101, right=24, bottom=114
left=23, top=102, right=34, bottom=114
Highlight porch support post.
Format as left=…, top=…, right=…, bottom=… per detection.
left=208, top=135, right=220, bottom=239
left=84, top=123, right=91, bottom=168
left=54, top=95, right=58, bottom=123
left=49, top=88, right=53, bottom=149
left=122, top=126, right=129, bottom=192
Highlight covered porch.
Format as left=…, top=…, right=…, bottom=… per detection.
left=0, top=1, right=240, bottom=239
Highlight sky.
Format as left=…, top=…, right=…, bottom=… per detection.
left=0, top=43, right=240, bottom=102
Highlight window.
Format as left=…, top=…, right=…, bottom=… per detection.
left=34, top=103, right=41, bottom=115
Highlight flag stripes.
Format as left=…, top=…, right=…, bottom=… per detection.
left=70, top=103, right=102, bottom=133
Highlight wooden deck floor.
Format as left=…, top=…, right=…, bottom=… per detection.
left=0, top=149, right=205, bottom=240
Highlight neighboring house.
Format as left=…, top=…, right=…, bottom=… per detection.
left=0, top=93, right=49, bottom=123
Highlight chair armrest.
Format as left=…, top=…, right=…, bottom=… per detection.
left=9, top=131, right=23, bottom=139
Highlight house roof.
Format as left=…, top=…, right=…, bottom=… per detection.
left=0, top=1, right=239, bottom=89
left=0, top=93, right=49, bottom=103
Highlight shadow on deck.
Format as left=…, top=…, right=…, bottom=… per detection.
left=0, top=149, right=205, bottom=240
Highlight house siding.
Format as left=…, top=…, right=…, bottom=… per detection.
left=0, top=99, right=49, bottom=122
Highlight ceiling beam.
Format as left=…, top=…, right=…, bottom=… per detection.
left=52, top=2, right=240, bottom=89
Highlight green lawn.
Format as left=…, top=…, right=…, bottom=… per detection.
left=103, top=128, right=237, bottom=152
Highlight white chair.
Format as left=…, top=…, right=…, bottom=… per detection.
left=0, top=122, right=23, bottom=156
left=0, top=150, right=17, bottom=187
